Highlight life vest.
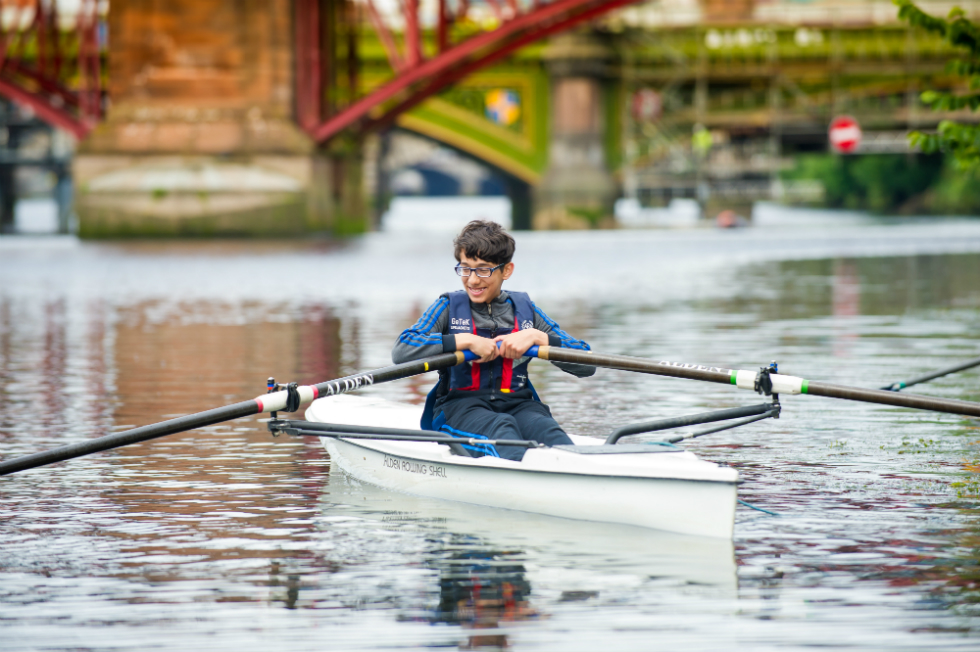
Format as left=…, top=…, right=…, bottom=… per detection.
left=445, top=289, right=535, bottom=395
left=421, top=290, right=539, bottom=433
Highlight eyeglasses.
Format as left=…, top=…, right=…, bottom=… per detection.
left=455, top=263, right=504, bottom=278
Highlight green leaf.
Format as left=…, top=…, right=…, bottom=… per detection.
left=898, top=1, right=980, bottom=170
left=895, top=0, right=948, bottom=36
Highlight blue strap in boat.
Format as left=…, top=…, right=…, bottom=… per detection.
left=437, top=423, right=500, bottom=458
left=432, top=409, right=447, bottom=432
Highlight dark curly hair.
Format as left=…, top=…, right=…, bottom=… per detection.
left=453, top=220, right=515, bottom=265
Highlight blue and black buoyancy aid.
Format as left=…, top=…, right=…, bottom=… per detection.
left=445, top=290, right=536, bottom=396
left=421, top=290, right=539, bottom=439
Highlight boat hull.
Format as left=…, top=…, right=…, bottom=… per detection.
left=323, top=436, right=736, bottom=539
left=309, top=394, right=737, bottom=538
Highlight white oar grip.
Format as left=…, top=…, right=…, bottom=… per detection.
left=772, top=374, right=804, bottom=395
left=254, top=385, right=319, bottom=413
left=735, top=370, right=756, bottom=390
left=734, top=370, right=803, bottom=395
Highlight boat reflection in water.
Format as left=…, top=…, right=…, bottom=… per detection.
left=321, top=471, right=737, bottom=647
left=422, top=540, right=536, bottom=649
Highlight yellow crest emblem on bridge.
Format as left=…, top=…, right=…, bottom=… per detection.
left=485, top=89, right=521, bottom=127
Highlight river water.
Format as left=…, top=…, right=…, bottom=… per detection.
left=2, top=212, right=980, bottom=650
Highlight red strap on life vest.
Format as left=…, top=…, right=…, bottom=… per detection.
left=500, top=358, right=513, bottom=392
left=499, top=315, right=519, bottom=393
left=460, top=318, right=480, bottom=391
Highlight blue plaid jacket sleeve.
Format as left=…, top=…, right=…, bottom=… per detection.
left=392, top=297, right=454, bottom=364
left=532, top=302, right=595, bottom=378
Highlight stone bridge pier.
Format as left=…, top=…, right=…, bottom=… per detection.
left=534, top=32, right=618, bottom=230
left=75, top=1, right=624, bottom=236
left=76, top=0, right=365, bottom=237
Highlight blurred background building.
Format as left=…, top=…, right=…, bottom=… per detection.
left=0, top=0, right=977, bottom=236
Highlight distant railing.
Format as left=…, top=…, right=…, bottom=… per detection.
left=0, top=0, right=105, bottom=139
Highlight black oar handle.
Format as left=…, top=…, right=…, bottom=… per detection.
left=0, top=352, right=468, bottom=476
left=532, top=346, right=980, bottom=419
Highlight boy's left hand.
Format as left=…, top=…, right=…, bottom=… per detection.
left=494, top=328, right=548, bottom=359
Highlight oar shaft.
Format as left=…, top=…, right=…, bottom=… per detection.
left=0, top=352, right=467, bottom=477
left=533, top=346, right=980, bottom=419
left=534, top=346, right=732, bottom=385
left=804, top=380, right=980, bottom=417
left=0, top=401, right=260, bottom=476
left=883, top=355, right=980, bottom=391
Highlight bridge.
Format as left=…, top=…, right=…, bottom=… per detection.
left=0, top=0, right=975, bottom=235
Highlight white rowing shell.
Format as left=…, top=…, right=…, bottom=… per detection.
left=307, top=394, right=738, bottom=539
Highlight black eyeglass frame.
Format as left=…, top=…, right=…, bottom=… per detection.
left=455, top=263, right=505, bottom=278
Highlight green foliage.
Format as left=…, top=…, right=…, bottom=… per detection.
left=895, top=1, right=980, bottom=170
left=782, top=153, right=945, bottom=213
left=921, top=160, right=980, bottom=213
left=951, top=478, right=980, bottom=498
left=566, top=205, right=605, bottom=227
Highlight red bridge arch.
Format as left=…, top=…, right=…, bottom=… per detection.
left=0, top=0, right=103, bottom=139
left=295, top=0, right=642, bottom=144
left=0, top=0, right=639, bottom=145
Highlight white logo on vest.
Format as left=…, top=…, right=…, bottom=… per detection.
left=520, top=320, right=534, bottom=330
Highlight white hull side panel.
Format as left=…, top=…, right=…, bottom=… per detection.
left=324, top=437, right=736, bottom=539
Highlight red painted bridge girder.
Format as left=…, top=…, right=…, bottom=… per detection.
left=297, top=0, right=644, bottom=145
left=0, top=1, right=635, bottom=146
left=0, top=0, right=103, bottom=139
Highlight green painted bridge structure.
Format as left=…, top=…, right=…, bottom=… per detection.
left=30, top=0, right=973, bottom=236
left=376, top=21, right=966, bottom=228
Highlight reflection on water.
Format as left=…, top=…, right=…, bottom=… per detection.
left=2, top=221, right=980, bottom=650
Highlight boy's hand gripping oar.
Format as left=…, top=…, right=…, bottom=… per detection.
left=525, top=346, right=980, bottom=418
left=881, top=355, right=980, bottom=392
left=0, top=352, right=473, bottom=477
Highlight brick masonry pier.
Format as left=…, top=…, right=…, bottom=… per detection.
left=75, top=0, right=350, bottom=237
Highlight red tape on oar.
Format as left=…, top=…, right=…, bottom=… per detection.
left=0, top=352, right=470, bottom=476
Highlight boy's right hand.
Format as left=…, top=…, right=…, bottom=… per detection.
left=456, top=334, right=499, bottom=363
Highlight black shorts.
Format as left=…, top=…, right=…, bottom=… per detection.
left=435, top=394, right=573, bottom=461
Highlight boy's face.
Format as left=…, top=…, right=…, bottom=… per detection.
left=458, top=253, right=514, bottom=304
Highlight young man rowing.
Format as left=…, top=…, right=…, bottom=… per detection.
left=392, top=220, right=595, bottom=460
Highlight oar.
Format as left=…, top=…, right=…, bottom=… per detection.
left=881, top=355, right=980, bottom=392
left=0, top=351, right=473, bottom=477
left=526, top=346, right=980, bottom=418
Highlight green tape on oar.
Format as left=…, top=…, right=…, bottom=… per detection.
left=534, top=346, right=980, bottom=419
